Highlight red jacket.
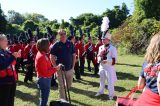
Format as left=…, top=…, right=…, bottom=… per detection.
left=23, top=44, right=31, bottom=59
left=74, top=42, right=79, bottom=57
left=13, top=44, right=22, bottom=52
left=32, top=44, right=38, bottom=59
left=35, top=51, right=57, bottom=78
left=8, top=45, right=15, bottom=53
left=78, top=41, right=85, bottom=58
left=94, top=41, right=103, bottom=64
left=85, top=43, right=95, bottom=53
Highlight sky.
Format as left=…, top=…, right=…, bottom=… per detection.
left=0, top=0, right=134, bottom=22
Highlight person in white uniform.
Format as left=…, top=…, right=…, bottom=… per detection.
left=95, top=31, right=117, bottom=100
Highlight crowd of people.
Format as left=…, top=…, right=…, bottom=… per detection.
left=0, top=16, right=160, bottom=106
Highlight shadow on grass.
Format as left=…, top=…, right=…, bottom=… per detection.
left=16, top=90, right=39, bottom=105
left=17, top=80, right=38, bottom=90
left=117, top=63, right=141, bottom=67
left=82, top=72, right=99, bottom=78
left=71, top=86, right=118, bottom=101
left=72, top=99, right=92, bottom=106
left=117, top=72, right=138, bottom=80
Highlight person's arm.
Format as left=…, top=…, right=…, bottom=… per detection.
left=71, top=43, right=76, bottom=69
left=50, top=54, right=57, bottom=67
left=138, top=76, right=146, bottom=90
left=50, top=43, right=57, bottom=67
left=72, top=53, right=76, bottom=69
left=138, top=63, right=146, bottom=90
left=111, top=47, right=117, bottom=65
left=157, top=72, right=160, bottom=95
left=0, top=55, right=15, bottom=70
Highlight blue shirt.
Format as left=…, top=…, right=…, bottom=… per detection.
left=50, top=40, right=75, bottom=71
left=140, top=62, right=160, bottom=94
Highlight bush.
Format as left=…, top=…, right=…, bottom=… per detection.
left=112, top=17, right=160, bottom=54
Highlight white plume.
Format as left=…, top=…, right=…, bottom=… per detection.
left=101, top=17, right=110, bottom=32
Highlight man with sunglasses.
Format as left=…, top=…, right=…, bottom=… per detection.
left=50, top=29, right=76, bottom=101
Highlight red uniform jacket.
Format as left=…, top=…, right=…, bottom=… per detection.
left=94, top=41, right=103, bottom=64
left=74, top=42, right=79, bottom=59
left=8, top=45, right=15, bottom=53
left=84, top=43, right=95, bottom=54
left=13, top=44, right=22, bottom=52
left=32, top=44, right=38, bottom=59
left=35, top=51, right=57, bottom=78
left=23, top=44, right=32, bottom=60
left=78, top=41, right=85, bottom=58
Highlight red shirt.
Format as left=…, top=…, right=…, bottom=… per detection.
left=35, top=51, right=57, bottom=78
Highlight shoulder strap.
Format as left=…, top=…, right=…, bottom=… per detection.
left=126, top=86, right=138, bottom=98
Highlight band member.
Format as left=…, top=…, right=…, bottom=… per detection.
left=85, top=28, right=95, bottom=72
left=0, top=34, right=21, bottom=106
left=68, top=29, right=81, bottom=80
left=94, top=27, right=103, bottom=75
left=48, top=28, right=58, bottom=88
left=23, top=29, right=34, bottom=83
left=13, top=37, right=22, bottom=77
left=78, top=34, right=85, bottom=75
left=95, top=17, right=117, bottom=100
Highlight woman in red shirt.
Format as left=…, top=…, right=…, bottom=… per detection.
left=35, top=38, right=61, bottom=106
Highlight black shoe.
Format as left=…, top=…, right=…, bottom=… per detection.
left=24, top=79, right=28, bottom=84
left=76, top=78, right=82, bottom=80
left=29, top=79, right=33, bottom=82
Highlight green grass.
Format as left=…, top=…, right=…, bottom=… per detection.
left=15, top=55, right=144, bottom=106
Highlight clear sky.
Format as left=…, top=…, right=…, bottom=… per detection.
left=0, top=0, right=134, bottom=22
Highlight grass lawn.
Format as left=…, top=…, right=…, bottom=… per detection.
left=15, top=55, right=144, bottom=106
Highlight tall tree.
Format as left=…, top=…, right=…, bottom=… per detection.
left=8, top=10, right=25, bottom=25
left=0, top=4, right=7, bottom=33
left=134, top=0, right=160, bottom=20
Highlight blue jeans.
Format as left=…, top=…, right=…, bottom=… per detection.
left=37, top=78, right=51, bottom=106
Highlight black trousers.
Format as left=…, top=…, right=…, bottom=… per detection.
left=15, top=58, right=21, bottom=73
left=94, top=63, right=99, bottom=75
left=87, top=57, right=95, bottom=72
left=0, top=83, right=16, bottom=106
left=24, top=64, right=33, bottom=82
left=74, top=61, right=81, bottom=79
left=51, top=74, right=57, bottom=87
left=80, top=57, right=85, bottom=75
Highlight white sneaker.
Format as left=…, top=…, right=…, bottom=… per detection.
left=95, top=92, right=103, bottom=97
left=60, top=99, right=69, bottom=103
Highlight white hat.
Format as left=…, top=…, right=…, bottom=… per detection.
left=101, top=32, right=111, bottom=40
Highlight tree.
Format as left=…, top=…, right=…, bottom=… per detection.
left=134, top=0, right=160, bottom=20
left=102, top=3, right=129, bottom=29
left=60, top=19, right=70, bottom=28
left=0, top=4, right=7, bottom=33
left=6, top=24, right=22, bottom=35
left=22, top=20, right=38, bottom=31
left=25, top=13, right=48, bottom=23
left=8, top=10, right=25, bottom=25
